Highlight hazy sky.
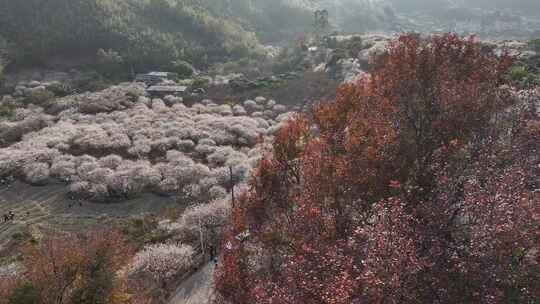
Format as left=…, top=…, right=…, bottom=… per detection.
left=389, top=0, right=540, bottom=14
left=313, top=0, right=540, bottom=15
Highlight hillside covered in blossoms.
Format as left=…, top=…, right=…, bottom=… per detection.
left=0, top=1, right=539, bottom=304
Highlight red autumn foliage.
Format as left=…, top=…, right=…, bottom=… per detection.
left=214, top=33, right=539, bottom=304
left=5, top=227, right=136, bottom=304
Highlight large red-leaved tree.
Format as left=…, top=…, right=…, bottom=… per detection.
left=4, top=228, right=135, bottom=304
left=214, top=33, right=539, bottom=304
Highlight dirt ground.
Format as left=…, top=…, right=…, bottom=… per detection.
left=0, top=181, right=177, bottom=251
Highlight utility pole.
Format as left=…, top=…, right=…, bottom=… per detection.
left=229, top=166, right=235, bottom=208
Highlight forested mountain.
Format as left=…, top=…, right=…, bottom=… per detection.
left=195, top=0, right=314, bottom=42
left=0, top=0, right=269, bottom=69
left=0, top=0, right=399, bottom=72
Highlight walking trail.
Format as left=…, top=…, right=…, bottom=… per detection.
left=169, top=262, right=215, bottom=304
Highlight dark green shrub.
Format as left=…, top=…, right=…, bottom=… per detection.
left=71, top=72, right=110, bottom=93
left=0, top=36, right=10, bottom=82
left=24, top=89, right=55, bottom=105
left=96, top=48, right=126, bottom=80
left=203, top=0, right=313, bottom=43
left=0, top=104, right=14, bottom=118
left=509, top=66, right=529, bottom=81
left=192, top=77, right=211, bottom=89
left=0, top=58, right=4, bottom=80
left=123, top=29, right=183, bottom=71
left=528, top=38, right=540, bottom=52
left=272, top=44, right=309, bottom=74
left=508, top=65, right=540, bottom=88
left=346, top=36, right=365, bottom=57
left=47, top=82, right=72, bottom=97
left=172, top=60, right=195, bottom=78
left=8, top=283, right=40, bottom=304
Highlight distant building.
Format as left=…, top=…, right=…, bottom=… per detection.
left=135, top=72, right=178, bottom=86
left=146, top=85, right=187, bottom=98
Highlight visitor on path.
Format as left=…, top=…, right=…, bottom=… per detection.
left=2, top=214, right=8, bottom=222
left=209, top=244, right=217, bottom=264
left=8, top=211, right=15, bottom=221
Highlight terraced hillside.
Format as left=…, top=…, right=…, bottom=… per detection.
left=0, top=83, right=293, bottom=265
left=0, top=181, right=175, bottom=251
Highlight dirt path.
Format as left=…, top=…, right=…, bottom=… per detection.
left=169, top=263, right=215, bottom=304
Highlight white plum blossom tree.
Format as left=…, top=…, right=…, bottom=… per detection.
left=129, top=243, right=194, bottom=287
left=173, top=198, right=231, bottom=249
left=0, top=82, right=292, bottom=202
left=23, top=162, right=50, bottom=185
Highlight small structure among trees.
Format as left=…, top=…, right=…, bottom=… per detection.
left=135, top=71, right=178, bottom=86
left=146, top=85, right=187, bottom=98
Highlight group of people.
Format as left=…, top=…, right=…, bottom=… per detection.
left=67, top=195, right=83, bottom=208
left=67, top=200, right=83, bottom=208
left=0, top=176, right=14, bottom=188
left=2, top=211, right=15, bottom=222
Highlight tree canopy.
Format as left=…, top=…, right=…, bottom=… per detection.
left=214, top=33, right=540, bottom=304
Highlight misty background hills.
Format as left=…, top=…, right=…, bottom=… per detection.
left=1, top=0, right=539, bottom=72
